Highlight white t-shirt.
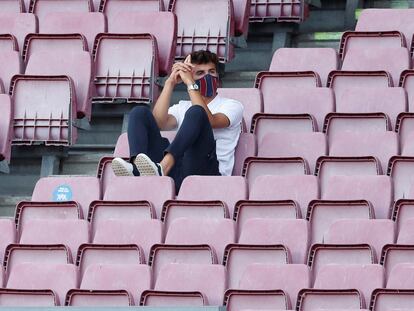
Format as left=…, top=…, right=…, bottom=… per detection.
left=168, top=96, right=244, bottom=176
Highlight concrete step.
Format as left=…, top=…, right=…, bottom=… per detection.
left=0, top=196, right=30, bottom=217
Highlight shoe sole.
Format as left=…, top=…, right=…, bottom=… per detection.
left=112, top=158, right=133, bottom=177
left=134, top=154, right=159, bottom=176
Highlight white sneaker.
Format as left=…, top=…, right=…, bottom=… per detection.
left=134, top=153, right=164, bottom=176
left=112, top=157, right=134, bottom=176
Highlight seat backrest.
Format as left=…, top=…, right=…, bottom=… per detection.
left=239, top=264, right=310, bottom=308
left=328, top=131, right=399, bottom=174
left=0, top=95, right=13, bottom=162
left=232, top=132, right=257, bottom=176
left=397, top=113, right=414, bottom=156
left=6, top=263, right=78, bottom=305
left=389, top=157, right=414, bottom=200
left=25, top=51, right=93, bottom=120
left=81, top=264, right=151, bottom=304
left=171, top=0, right=234, bottom=62
left=217, top=88, right=263, bottom=132
left=40, top=12, right=106, bottom=52
left=325, top=219, right=396, bottom=261
left=239, top=218, right=310, bottom=264
left=108, top=11, right=176, bottom=77
left=250, top=175, right=319, bottom=218
left=397, top=218, right=414, bottom=244
left=155, top=263, right=226, bottom=306
left=100, top=0, right=163, bottom=23
left=29, top=0, right=91, bottom=21
left=335, top=87, right=407, bottom=130
left=0, top=219, right=16, bottom=265
left=0, top=51, right=21, bottom=93
left=103, top=176, right=175, bottom=219
left=269, top=48, right=339, bottom=86
left=166, top=218, right=235, bottom=263
left=20, top=219, right=90, bottom=261
left=323, top=175, right=393, bottom=219
left=341, top=47, right=410, bottom=87
left=382, top=245, right=414, bottom=282
left=92, top=219, right=163, bottom=262
left=258, top=132, right=327, bottom=174
left=315, top=264, right=384, bottom=304
left=400, top=70, right=414, bottom=112
left=249, top=0, right=304, bottom=22
left=262, top=87, right=334, bottom=131
left=178, top=176, right=247, bottom=217
left=0, top=13, right=37, bottom=52
left=31, top=176, right=101, bottom=219
left=387, top=263, right=414, bottom=288
left=0, top=0, right=24, bottom=12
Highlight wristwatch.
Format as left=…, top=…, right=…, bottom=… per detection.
left=187, top=83, right=199, bottom=92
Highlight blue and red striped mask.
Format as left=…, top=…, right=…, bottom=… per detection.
left=195, top=74, right=219, bottom=97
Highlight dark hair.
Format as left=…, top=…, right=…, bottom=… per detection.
left=190, top=50, right=219, bottom=70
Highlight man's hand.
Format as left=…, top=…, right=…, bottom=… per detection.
left=166, top=55, right=195, bottom=86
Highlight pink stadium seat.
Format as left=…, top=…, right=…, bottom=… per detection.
left=322, top=175, right=393, bottom=219
left=25, top=51, right=93, bottom=121
left=308, top=244, right=375, bottom=278
left=66, top=290, right=131, bottom=306
left=243, top=157, right=309, bottom=188
left=315, top=156, right=381, bottom=192
left=396, top=113, right=414, bottom=156
left=0, top=95, right=12, bottom=164
left=0, top=288, right=58, bottom=306
left=400, top=70, right=414, bottom=112
left=165, top=218, right=235, bottom=263
left=23, top=33, right=88, bottom=63
left=356, top=9, right=414, bottom=48
left=224, top=289, right=288, bottom=311
left=388, top=157, right=414, bottom=200
left=19, top=219, right=90, bottom=260
left=10, top=75, right=78, bottom=147
left=92, top=33, right=159, bottom=105
left=382, top=245, right=414, bottom=281
left=314, top=264, right=385, bottom=305
left=297, top=289, right=362, bottom=311
left=258, top=132, right=327, bottom=173
left=29, top=0, right=92, bottom=21
left=6, top=263, right=78, bottom=305
left=0, top=34, right=18, bottom=53
left=0, top=219, right=16, bottom=264
left=0, top=0, right=24, bottom=12
left=40, top=12, right=106, bottom=52
left=307, top=200, right=373, bottom=244
left=239, top=218, right=309, bottom=264
left=77, top=244, right=144, bottom=277
left=327, top=70, right=392, bottom=94
left=142, top=263, right=226, bottom=306
left=0, top=50, right=22, bottom=93
left=325, top=219, right=396, bottom=261
left=109, top=11, right=176, bottom=76
left=339, top=31, right=406, bottom=60
left=250, top=175, right=319, bottom=219
left=234, top=200, right=300, bottom=236
left=328, top=131, right=399, bottom=174
left=397, top=218, right=414, bottom=244
left=73, top=264, right=152, bottom=305
left=335, top=87, right=407, bottom=130
left=15, top=201, right=81, bottom=233
left=0, top=13, right=37, bottom=52
left=252, top=113, right=317, bottom=144
left=93, top=219, right=163, bottom=262
left=269, top=48, right=339, bottom=86
left=103, top=176, right=175, bottom=219
left=4, top=244, right=71, bottom=277
left=341, top=47, right=410, bottom=87
left=100, top=0, right=163, bottom=23
left=250, top=0, right=306, bottom=22
left=370, top=289, right=414, bottom=311
left=387, top=263, right=414, bottom=288
left=31, top=176, right=101, bottom=219
left=217, top=88, right=263, bottom=132
left=88, top=200, right=155, bottom=235
left=149, top=244, right=217, bottom=282
left=239, top=264, right=310, bottom=308
left=170, top=0, right=235, bottom=62
left=232, top=133, right=257, bottom=176
left=232, top=0, right=250, bottom=36
left=392, top=199, right=414, bottom=231
left=178, top=176, right=247, bottom=218
left=256, top=71, right=321, bottom=90
left=162, top=200, right=229, bottom=231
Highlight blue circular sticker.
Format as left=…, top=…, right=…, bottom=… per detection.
left=52, top=185, right=73, bottom=201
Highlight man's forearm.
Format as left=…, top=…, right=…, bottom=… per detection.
left=188, top=89, right=215, bottom=125
left=152, top=81, right=175, bottom=128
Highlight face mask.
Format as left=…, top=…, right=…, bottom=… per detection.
left=195, top=74, right=219, bottom=97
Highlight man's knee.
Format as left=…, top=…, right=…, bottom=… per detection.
left=129, top=105, right=151, bottom=121
left=184, top=105, right=208, bottom=122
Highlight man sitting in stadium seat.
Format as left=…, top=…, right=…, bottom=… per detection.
left=111, top=50, right=244, bottom=191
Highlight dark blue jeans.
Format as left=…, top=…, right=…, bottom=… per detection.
left=128, top=105, right=220, bottom=192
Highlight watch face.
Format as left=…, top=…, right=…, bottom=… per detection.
left=193, top=83, right=199, bottom=90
